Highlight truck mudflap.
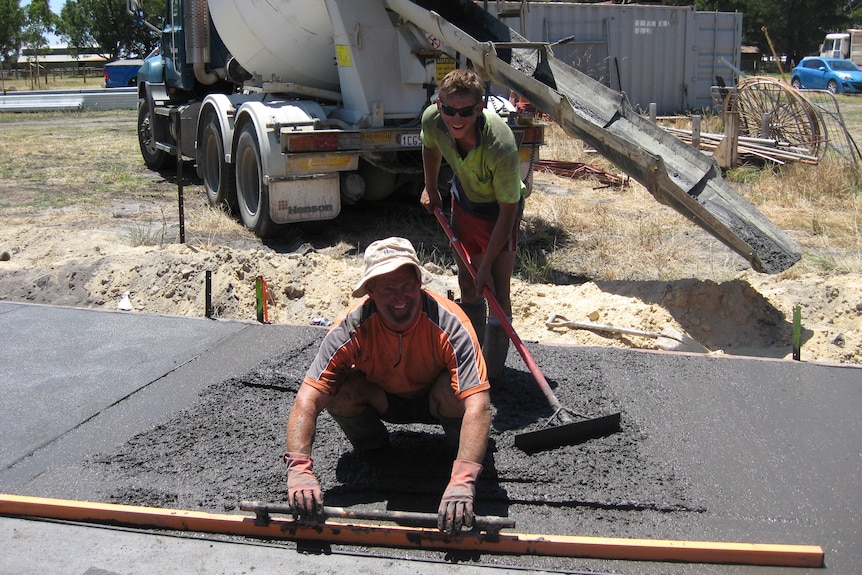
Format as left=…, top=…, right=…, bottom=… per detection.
left=269, top=174, right=342, bottom=224
left=385, top=0, right=801, bottom=273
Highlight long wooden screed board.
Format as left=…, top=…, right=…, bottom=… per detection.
left=0, top=494, right=824, bottom=568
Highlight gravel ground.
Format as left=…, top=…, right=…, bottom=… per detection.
left=62, top=336, right=764, bottom=574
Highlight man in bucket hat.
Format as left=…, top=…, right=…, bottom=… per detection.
left=284, top=237, right=491, bottom=533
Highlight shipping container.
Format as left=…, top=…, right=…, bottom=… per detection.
left=489, top=2, right=742, bottom=114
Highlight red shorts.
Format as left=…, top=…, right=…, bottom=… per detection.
left=451, top=197, right=520, bottom=257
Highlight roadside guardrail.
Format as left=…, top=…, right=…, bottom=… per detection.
left=0, top=87, right=138, bottom=113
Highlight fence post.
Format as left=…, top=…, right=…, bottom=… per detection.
left=691, top=115, right=701, bottom=150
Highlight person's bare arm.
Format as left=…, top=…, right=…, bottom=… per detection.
left=286, top=383, right=332, bottom=454
left=284, top=383, right=333, bottom=517
left=456, top=390, right=492, bottom=463
left=420, top=145, right=444, bottom=213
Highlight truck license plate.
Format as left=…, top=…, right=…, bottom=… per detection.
left=399, top=133, right=422, bottom=147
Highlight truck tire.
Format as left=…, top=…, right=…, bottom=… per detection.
left=235, top=123, right=282, bottom=238
left=200, top=111, right=237, bottom=212
left=137, top=99, right=169, bottom=171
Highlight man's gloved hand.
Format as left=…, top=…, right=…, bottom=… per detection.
left=438, top=459, right=483, bottom=533
left=284, top=452, right=323, bottom=518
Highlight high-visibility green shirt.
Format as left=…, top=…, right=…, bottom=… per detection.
left=421, top=106, right=526, bottom=205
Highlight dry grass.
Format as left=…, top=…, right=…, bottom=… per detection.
left=1, top=71, right=105, bottom=92
left=1, top=91, right=859, bottom=283
left=742, top=157, right=862, bottom=277
left=523, top=178, right=723, bottom=281
left=522, top=103, right=862, bottom=282
left=184, top=203, right=255, bottom=249
left=524, top=122, right=741, bottom=281
left=0, top=111, right=147, bottom=199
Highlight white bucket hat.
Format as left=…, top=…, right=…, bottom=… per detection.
left=352, top=237, right=428, bottom=298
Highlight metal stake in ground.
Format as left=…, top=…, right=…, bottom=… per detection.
left=174, top=108, right=185, bottom=244
left=433, top=207, right=621, bottom=452
left=205, top=270, right=212, bottom=319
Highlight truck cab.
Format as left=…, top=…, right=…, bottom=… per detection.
left=821, top=33, right=850, bottom=59
left=820, top=30, right=862, bottom=66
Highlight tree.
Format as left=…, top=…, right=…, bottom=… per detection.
left=58, top=0, right=160, bottom=60
left=21, top=0, right=56, bottom=88
left=21, top=0, right=55, bottom=48
left=58, top=0, right=96, bottom=58
left=0, top=0, right=25, bottom=87
left=766, top=0, right=847, bottom=65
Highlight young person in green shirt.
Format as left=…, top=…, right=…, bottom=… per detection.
left=420, top=68, right=527, bottom=380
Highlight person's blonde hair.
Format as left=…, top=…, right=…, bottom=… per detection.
left=438, top=68, right=483, bottom=103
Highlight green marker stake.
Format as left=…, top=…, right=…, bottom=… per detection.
left=255, top=276, right=265, bottom=323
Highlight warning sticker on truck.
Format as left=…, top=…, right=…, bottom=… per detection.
left=436, top=57, right=455, bottom=82
left=335, top=45, right=353, bottom=67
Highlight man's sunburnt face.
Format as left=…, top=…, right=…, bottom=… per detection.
left=367, top=265, right=422, bottom=332
left=437, top=92, right=480, bottom=141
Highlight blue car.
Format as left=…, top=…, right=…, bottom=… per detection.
left=103, top=59, right=143, bottom=88
left=790, top=57, right=862, bottom=94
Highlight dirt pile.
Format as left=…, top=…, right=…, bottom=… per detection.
left=1, top=213, right=860, bottom=364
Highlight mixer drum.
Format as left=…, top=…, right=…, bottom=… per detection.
left=207, top=0, right=340, bottom=91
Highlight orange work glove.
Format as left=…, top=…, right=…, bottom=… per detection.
left=437, top=459, right=483, bottom=533
left=284, top=452, right=323, bottom=518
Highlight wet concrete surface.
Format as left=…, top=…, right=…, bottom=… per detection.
left=1, top=301, right=859, bottom=574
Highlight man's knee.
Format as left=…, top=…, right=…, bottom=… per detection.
left=430, top=371, right=464, bottom=419
left=330, top=407, right=390, bottom=451
left=329, top=371, right=387, bottom=416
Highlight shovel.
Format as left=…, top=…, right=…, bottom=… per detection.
left=545, top=314, right=710, bottom=353
left=434, top=207, right=621, bottom=452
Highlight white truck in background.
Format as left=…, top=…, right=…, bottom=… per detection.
left=128, top=0, right=800, bottom=274
left=820, top=30, right=862, bottom=65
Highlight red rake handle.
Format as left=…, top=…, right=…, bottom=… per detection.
left=433, top=206, right=564, bottom=413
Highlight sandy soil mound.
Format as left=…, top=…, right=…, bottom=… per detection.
left=1, top=203, right=859, bottom=364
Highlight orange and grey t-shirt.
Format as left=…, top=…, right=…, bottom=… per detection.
left=303, top=291, right=489, bottom=399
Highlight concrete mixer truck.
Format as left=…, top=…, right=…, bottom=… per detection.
left=129, top=0, right=801, bottom=274
left=128, top=0, right=542, bottom=239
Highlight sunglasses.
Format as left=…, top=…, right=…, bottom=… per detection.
left=439, top=101, right=480, bottom=118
